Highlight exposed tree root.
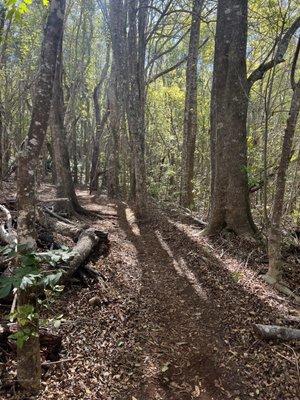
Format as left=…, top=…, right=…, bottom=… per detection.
left=262, top=274, right=300, bottom=304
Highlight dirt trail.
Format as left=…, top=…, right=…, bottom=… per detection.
left=3, top=192, right=296, bottom=400
left=115, top=202, right=227, bottom=400
left=83, top=193, right=296, bottom=400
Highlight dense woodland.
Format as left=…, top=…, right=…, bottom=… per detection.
left=0, top=0, right=299, bottom=399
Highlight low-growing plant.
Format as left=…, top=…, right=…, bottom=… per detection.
left=0, top=244, right=74, bottom=348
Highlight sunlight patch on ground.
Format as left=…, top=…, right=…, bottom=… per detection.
left=166, top=218, right=290, bottom=312
left=155, top=230, right=208, bottom=301
left=124, top=206, right=141, bottom=236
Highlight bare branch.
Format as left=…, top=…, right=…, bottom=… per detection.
left=147, top=36, right=209, bottom=84
left=291, top=37, right=300, bottom=91
left=247, top=16, right=300, bottom=90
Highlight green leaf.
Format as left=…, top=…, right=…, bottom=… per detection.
left=19, top=275, right=36, bottom=290
left=42, top=271, right=63, bottom=288
left=9, top=329, right=30, bottom=349
left=20, top=253, right=38, bottom=268
left=0, top=281, right=12, bottom=299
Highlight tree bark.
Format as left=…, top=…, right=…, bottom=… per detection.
left=126, top=0, right=148, bottom=216
left=50, top=35, right=83, bottom=214
left=108, top=0, right=148, bottom=216
left=90, top=47, right=110, bottom=193
left=267, top=78, right=300, bottom=280
left=107, top=66, right=120, bottom=197
left=180, top=0, right=203, bottom=208
left=16, top=0, right=66, bottom=392
left=62, top=228, right=109, bottom=282
left=253, top=324, right=300, bottom=341
left=0, top=5, right=6, bottom=189
left=206, top=0, right=257, bottom=238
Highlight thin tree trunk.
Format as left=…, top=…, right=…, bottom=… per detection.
left=108, top=0, right=148, bottom=216
left=90, top=46, right=110, bottom=192
left=0, top=5, right=6, bottom=188
left=267, top=79, right=300, bottom=280
left=17, top=0, right=66, bottom=392
left=126, top=0, right=148, bottom=216
left=107, top=67, right=120, bottom=197
left=180, top=0, right=202, bottom=208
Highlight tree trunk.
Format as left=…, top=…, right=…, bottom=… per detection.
left=50, top=35, right=83, bottom=214
left=267, top=79, right=300, bottom=280
left=107, top=67, right=120, bottom=198
left=16, top=0, right=66, bottom=392
left=126, top=0, right=148, bottom=217
left=206, top=0, right=257, bottom=238
left=90, top=105, right=110, bottom=193
left=90, top=47, right=110, bottom=193
left=108, top=0, right=148, bottom=216
left=180, top=0, right=202, bottom=208
left=0, top=5, right=6, bottom=189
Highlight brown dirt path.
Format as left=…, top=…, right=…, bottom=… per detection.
left=1, top=191, right=298, bottom=400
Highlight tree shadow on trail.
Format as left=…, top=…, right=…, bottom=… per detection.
left=114, top=201, right=297, bottom=400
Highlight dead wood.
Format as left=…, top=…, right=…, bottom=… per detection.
left=37, top=209, right=83, bottom=240
left=43, top=207, right=75, bottom=225
left=0, top=204, right=17, bottom=245
left=253, top=324, right=300, bottom=341
left=62, top=228, right=109, bottom=282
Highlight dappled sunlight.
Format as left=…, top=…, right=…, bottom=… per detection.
left=165, top=217, right=290, bottom=314
left=155, top=230, right=208, bottom=301
left=123, top=203, right=141, bottom=236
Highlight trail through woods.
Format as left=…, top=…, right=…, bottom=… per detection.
left=2, top=190, right=299, bottom=399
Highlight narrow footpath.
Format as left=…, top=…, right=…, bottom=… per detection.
left=30, top=192, right=297, bottom=400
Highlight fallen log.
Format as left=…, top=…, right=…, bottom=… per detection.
left=43, top=207, right=75, bottom=225
left=0, top=204, right=17, bottom=245
left=62, top=228, right=109, bottom=282
left=37, top=209, right=84, bottom=240
left=253, top=324, right=300, bottom=341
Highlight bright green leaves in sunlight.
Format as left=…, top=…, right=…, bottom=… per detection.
left=4, top=0, right=49, bottom=21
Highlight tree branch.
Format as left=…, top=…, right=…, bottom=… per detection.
left=147, top=37, right=209, bottom=84
left=247, top=16, right=300, bottom=90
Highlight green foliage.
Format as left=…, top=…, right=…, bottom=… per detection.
left=0, top=244, right=73, bottom=299
left=4, top=0, right=49, bottom=21
left=0, top=244, right=72, bottom=348
left=9, top=304, right=38, bottom=348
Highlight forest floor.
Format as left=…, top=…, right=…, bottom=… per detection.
left=0, top=187, right=299, bottom=399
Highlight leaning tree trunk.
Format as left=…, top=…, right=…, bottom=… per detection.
left=17, top=0, right=66, bottom=392
left=267, top=77, right=300, bottom=281
left=50, top=34, right=83, bottom=214
left=206, top=0, right=257, bottom=238
left=180, top=0, right=202, bottom=208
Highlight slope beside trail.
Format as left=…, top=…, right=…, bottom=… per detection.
left=3, top=191, right=297, bottom=400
